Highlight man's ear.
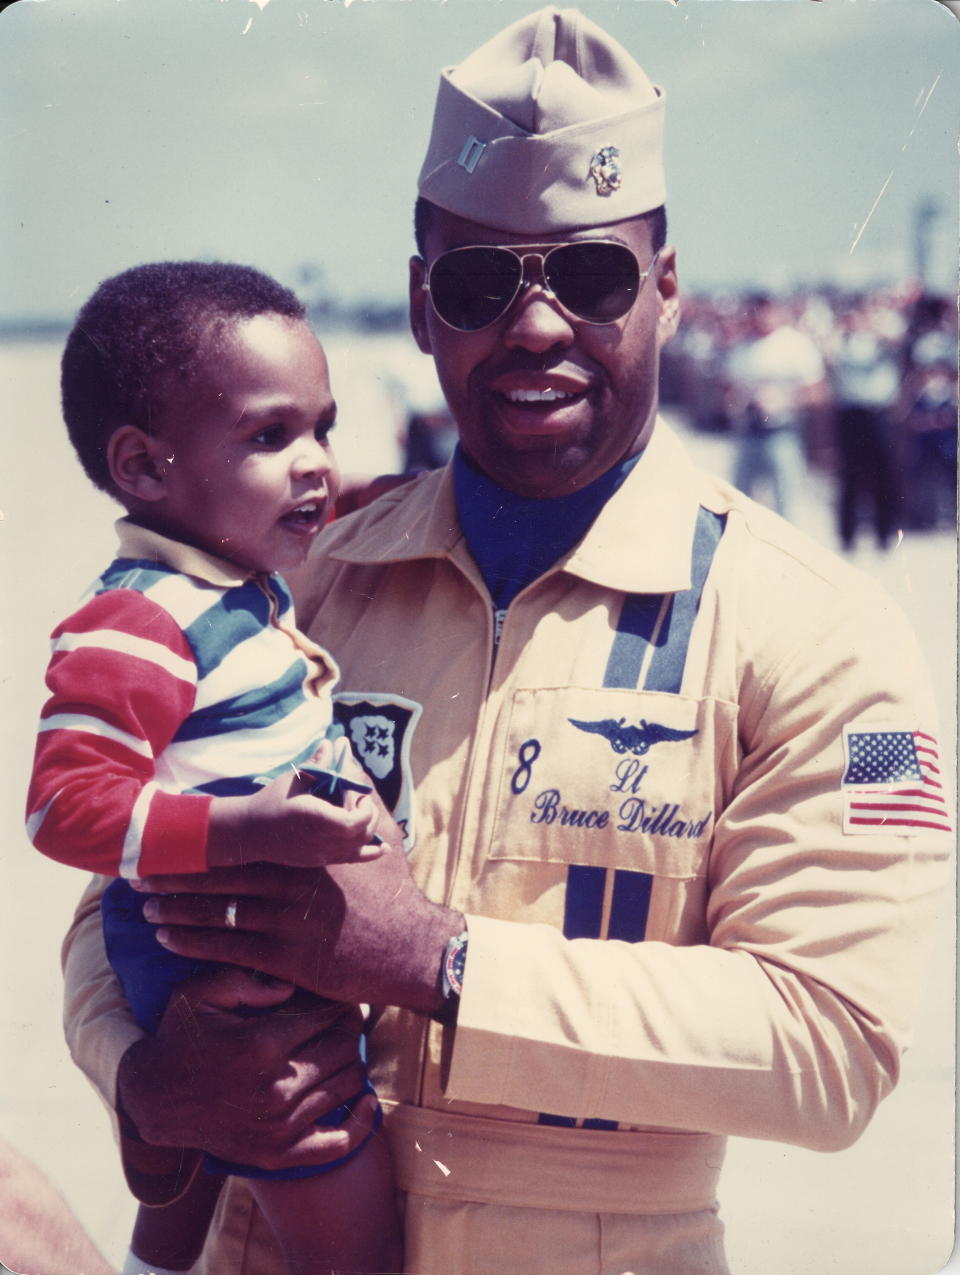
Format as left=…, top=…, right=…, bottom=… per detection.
left=409, top=255, right=433, bottom=354
left=107, top=426, right=167, bottom=502
left=655, top=246, right=680, bottom=345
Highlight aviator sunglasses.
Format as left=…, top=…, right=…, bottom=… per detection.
left=422, top=240, right=660, bottom=333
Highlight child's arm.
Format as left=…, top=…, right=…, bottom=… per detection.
left=27, top=588, right=210, bottom=878
left=28, top=589, right=384, bottom=878
left=205, top=738, right=396, bottom=869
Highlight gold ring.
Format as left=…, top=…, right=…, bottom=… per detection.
left=225, top=899, right=239, bottom=929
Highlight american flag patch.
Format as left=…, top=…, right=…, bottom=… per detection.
left=841, top=725, right=953, bottom=835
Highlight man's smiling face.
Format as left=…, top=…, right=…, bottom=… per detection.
left=410, top=207, right=679, bottom=499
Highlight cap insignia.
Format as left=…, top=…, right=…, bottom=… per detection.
left=589, top=146, right=622, bottom=197
left=457, top=136, right=487, bottom=174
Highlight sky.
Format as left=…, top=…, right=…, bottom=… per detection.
left=0, top=0, right=958, bottom=324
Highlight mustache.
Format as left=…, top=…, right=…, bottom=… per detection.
left=473, top=354, right=601, bottom=383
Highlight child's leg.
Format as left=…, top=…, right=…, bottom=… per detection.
left=128, top=1170, right=225, bottom=1272
left=104, top=882, right=394, bottom=1270
left=251, top=1133, right=402, bottom=1275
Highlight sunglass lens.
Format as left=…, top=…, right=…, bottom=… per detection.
left=547, top=242, right=640, bottom=322
left=429, top=248, right=522, bottom=331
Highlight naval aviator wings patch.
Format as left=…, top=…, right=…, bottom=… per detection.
left=569, top=716, right=698, bottom=756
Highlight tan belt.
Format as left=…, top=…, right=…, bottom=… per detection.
left=385, top=1102, right=725, bottom=1216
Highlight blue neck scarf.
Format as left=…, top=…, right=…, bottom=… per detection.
left=453, top=445, right=640, bottom=611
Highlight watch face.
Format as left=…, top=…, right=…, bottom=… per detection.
left=443, top=933, right=468, bottom=999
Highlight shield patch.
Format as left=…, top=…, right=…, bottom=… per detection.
left=333, top=692, right=422, bottom=850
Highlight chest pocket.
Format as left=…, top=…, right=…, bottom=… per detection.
left=490, top=687, right=734, bottom=880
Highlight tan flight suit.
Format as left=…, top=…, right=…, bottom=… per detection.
left=63, top=423, right=951, bottom=1274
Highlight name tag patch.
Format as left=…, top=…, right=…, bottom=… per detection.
left=491, top=688, right=736, bottom=877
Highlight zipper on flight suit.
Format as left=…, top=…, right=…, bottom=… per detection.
left=493, top=607, right=508, bottom=649
left=415, top=558, right=563, bottom=1108
left=438, top=569, right=557, bottom=895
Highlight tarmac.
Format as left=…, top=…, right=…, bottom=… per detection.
left=0, top=336, right=955, bottom=1273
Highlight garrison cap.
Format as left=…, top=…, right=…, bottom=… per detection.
left=417, top=6, right=666, bottom=235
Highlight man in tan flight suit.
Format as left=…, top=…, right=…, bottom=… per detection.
left=62, top=8, right=951, bottom=1273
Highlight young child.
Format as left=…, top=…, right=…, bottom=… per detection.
left=26, top=261, right=402, bottom=1275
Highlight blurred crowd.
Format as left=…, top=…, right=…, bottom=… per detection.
left=661, top=285, right=957, bottom=549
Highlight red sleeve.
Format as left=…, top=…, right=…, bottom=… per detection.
left=26, top=589, right=212, bottom=877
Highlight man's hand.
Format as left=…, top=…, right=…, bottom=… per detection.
left=134, top=850, right=464, bottom=1013
left=116, top=967, right=375, bottom=1172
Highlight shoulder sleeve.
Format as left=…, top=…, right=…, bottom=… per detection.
left=26, top=589, right=211, bottom=877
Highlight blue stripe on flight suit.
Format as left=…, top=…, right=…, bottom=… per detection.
left=601, top=592, right=664, bottom=690
left=644, top=510, right=726, bottom=696
left=603, top=506, right=726, bottom=694
left=562, top=864, right=607, bottom=939
left=607, top=865, right=654, bottom=943
left=541, top=507, right=725, bottom=1130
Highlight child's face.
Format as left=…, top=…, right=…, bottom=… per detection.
left=148, top=314, right=340, bottom=574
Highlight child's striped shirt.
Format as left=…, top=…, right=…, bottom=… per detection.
left=26, top=520, right=337, bottom=879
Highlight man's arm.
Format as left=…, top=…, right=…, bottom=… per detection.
left=62, top=877, right=383, bottom=1200
left=139, top=845, right=465, bottom=1016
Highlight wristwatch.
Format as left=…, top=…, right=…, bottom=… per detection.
left=438, top=929, right=469, bottom=1020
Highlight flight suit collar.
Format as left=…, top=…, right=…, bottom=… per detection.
left=328, top=421, right=704, bottom=595
left=565, top=423, right=703, bottom=594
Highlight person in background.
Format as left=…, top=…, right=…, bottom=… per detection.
left=388, top=357, right=458, bottom=474
left=828, top=298, right=902, bottom=552
left=898, top=292, right=958, bottom=531
left=724, top=292, right=828, bottom=519
left=60, top=9, right=951, bottom=1273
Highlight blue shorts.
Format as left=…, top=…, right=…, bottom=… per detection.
left=101, top=877, right=380, bottom=1180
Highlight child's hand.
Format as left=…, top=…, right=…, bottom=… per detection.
left=248, top=768, right=382, bottom=867
left=206, top=768, right=383, bottom=870
left=302, top=736, right=405, bottom=854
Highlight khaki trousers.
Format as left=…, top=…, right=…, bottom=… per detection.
left=197, top=1178, right=729, bottom=1275
left=196, top=1104, right=731, bottom=1274
left=404, top=1195, right=729, bottom=1275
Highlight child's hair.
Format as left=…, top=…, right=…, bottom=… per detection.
left=61, top=260, right=307, bottom=492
